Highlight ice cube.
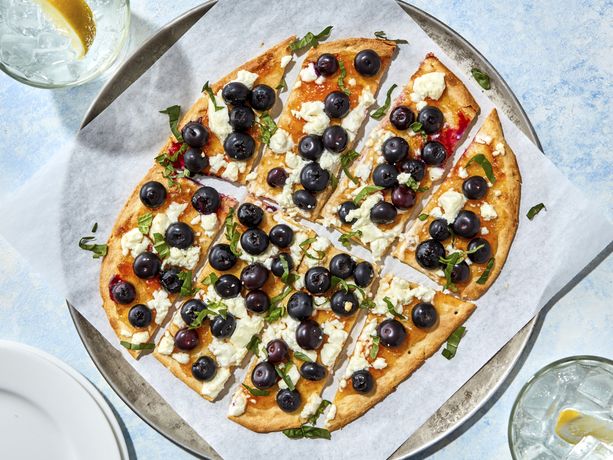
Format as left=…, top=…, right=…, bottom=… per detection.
left=577, top=368, right=613, bottom=409
left=514, top=407, right=548, bottom=441
left=565, top=435, right=613, bottom=459
left=521, top=444, right=558, bottom=460
left=521, top=371, right=561, bottom=419
left=557, top=362, right=589, bottom=385
left=37, top=31, right=70, bottom=50
left=0, top=33, right=35, bottom=67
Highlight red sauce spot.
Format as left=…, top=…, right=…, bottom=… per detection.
left=168, top=141, right=186, bottom=169
left=432, top=111, right=472, bottom=155
left=108, top=275, right=124, bottom=301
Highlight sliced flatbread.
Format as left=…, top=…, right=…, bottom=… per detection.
left=393, top=109, right=521, bottom=299
left=322, top=53, right=479, bottom=261
left=326, top=274, right=475, bottom=431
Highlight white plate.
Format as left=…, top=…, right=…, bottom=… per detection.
left=0, top=340, right=128, bottom=460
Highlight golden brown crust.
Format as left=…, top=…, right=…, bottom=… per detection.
left=393, top=109, right=521, bottom=300
left=322, top=54, right=480, bottom=260
left=327, top=275, right=476, bottom=431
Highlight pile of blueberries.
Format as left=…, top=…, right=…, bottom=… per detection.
left=337, top=104, right=448, bottom=227
left=266, top=49, right=384, bottom=212
left=416, top=175, right=492, bottom=284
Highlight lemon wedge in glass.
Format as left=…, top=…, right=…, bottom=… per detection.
left=555, top=408, right=613, bottom=445
left=36, top=0, right=96, bottom=58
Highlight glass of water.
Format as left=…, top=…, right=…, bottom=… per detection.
left=0, top=0, right=130, bottom=88
left=509, top=356, right=613, bottom=459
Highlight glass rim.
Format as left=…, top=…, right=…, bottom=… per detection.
left=507, top=354, right=613, bottom=459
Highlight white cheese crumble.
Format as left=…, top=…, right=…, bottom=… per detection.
left=163, top=246, right=200, bottom=270
left=354, top=162, right=372, bottom=183
left=429, top=167, right=445, bottom=181
left=201, top=367, right=230, bottom=399
left=239, top=243, right=279, bottom=269
left=410, top=72, right=446, bottom=102
left=171, top=352, right=190, bottom=364
left=416, top=100, right=427, bottom=111
left=480, top=202, right=498, bottom=221
left=208, top=154, right=227, bottom=174
left=157, top=332, right=175, bottom=355
left=261, top=316, right=317, bottom=362
left=232, top=70, right=259, bottom=89
left=430, top=206, right=443, bottom=218
left=199, top=213, right=218, bottom=237
left=120, top=228, right=151, bottom=258
left=228, top=388, right=248, bottom=416
left=208, top=337, right=245, bottom=368
left=208, top=90, right=232, bottom=142
left=245, top=171, right=257, bottom=181
left=269, top=128, right=294, bottom=154
left=280, top=54, right=293, bottom=68
left=221, top=160, right=246, bottom=182
left=147, top=289, right=172, bottom=325
left=475, top=134, right=492, bottom=145
left=324, top=404, right=337, bottom=424
left=348, top=78, right=356, bottom=86
left=230, top=315, right=264, bottom=348
left=494, top=190, right=502, bottom=197
left=319, top=151, right=340, bottom=172
left=373, top=277, right=435, bottom=317
left=458, top=167, right=468, bottom=179
left=131, top=331, right=149, bottom=345
left=166, top=202, right=188, bottom=223
left=291, top=101, right=330, bottom=135
left=481, top=227, right=490, bottom=235
left=320, top=319, right=348, bottom=368
left=341, top=87, right=375, bottom=141
left=300, top=394, right=323, bottom=420
left=493, top=142, right=506, bottom=156
left=173, top=313, right=187, bottom=328
left=299, top=63, right=318, bottom=82
left=372, top=357, right=388, bottom=370
left=438, top=189, right=467, bottom=223
left=342, top=318, right=377, bottom=382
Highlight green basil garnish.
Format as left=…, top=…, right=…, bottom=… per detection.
left=307, top=399, right=331, bottom=425
left=177, top=270, right=199, bottom=297
left=246, top=335, right=261, bottom=357
left=337, top=61, right=350, bottom=96
left=418, top=213, right=429, bottom=221
left=275, top=362, right=296, bottom=391
left=242, top=383, right=269, bottom=397
left=152, top=232, right=169, bottom=259
left=353, top=185, right=384, bottom=205
left=120, top=341, right=155, bottom=351
left=369, top=335, right=380, bottom=359
left=467, top=154, right=496, bottom=184
left=283, top=425, right=331, bottom=440
left=476, top=258, right=495, bottom=285
left=383, top=296, right=406, bottom=320
left=201, top=272, right=219, bottom=285
left=374, top=31, right=408, bottom=44
left=339, top=149, right=360, bottom=184
left=442, top=326, right=466, bottom=359
left=202, top=81, right=222, bottom=111
left=224, top=208, right=242, bottom=256
left=276, top=76, right=288, bottom=92
left=527, top=203, right=546, bottom=220
left=137, top=212, right=153, bottom=235
left=257, top=112, right=278, bottom=146
left=471, top=68, right=491, bottom=90
left=78, top=228, right=108, bottom=259
left=293, top=351, right=313, bottom=362
left=289, top=26, right=333, bottom=52
left=370, top=83, right=397, bottom=120
left=338, top=230, right=362, bottom=249
left=159, top=105, right=183, bottom=141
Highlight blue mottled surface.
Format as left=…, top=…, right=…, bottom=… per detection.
left=0, top=1, right=610, bottom=459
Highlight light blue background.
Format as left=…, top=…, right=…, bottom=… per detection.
left=0, top=1, right=610, bottom=459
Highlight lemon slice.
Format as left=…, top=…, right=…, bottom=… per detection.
left=36, top=0, right=96, bottom=58
left=555, top=408, right=613, bottom=445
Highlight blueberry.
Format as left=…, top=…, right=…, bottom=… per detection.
left=305, top=267, right=331, bottom=294
left=389, top=106, right=415, bottom=130
left=139, top=181, right=167, bottom=209
left=224, top=132, right=255, bottom=160
left=354, top=49, right=381, bottom=76
left=412, top=302, right=437, bottom=329
left=300, top=162, right=330, bottom=192
left=269, top=224, right=294, bottom=248
left=298, top=134, right=324, bottom=161
left=397, top=158, right=426, bottom=181
left=267, top=167, right=288, bottom=187
left=276, top=389, right=301, bottom=412
left=183, top=147, right=208, bottom=174
left=316, top=53, right=339, bottom=76
left=330, top=290, right=359, bottom=316
left=429, top=218, right=451, bottom=241
left=249, top=84, right=275, bottom=111
left=338, top=201, right=358, bottom=224
left=222, top=82, right=250, bottom=105
left=373, top=163, right=398, bottom=188
left=287, top=292, right=314, bottom=321
left=245, top=289, right=270, bottom=313
left=415, top=239, right=446, bottom=269
left=111, top=280, right=135, bottom=304
left=417, top=106, right=444, bottom=134
left=191, top=186, right=220, bottom=214
left=266, top=339, right=289, bottom=364
left=322, top=125, right=348, bottom=153
left=271, top=253, right=293, bottom=278
left=421, top=141, right=447, bottom=166
left=467, top=238, right=492, bottom=263
left=128, top=304, right=152, bottom=328
left=191, top=356, right=216, bottom=381
left=181, top=121, right=209, bottom=148
left=382, top=136, right=409, bottom=164
left=133, top=252, right=161, bottom=279
left=354, top=261, right=374, bottom=287
left=300, top=362, right=327, bottom=381
left=377, top=318, right=407, bottom=347
left=296, top=319, right=324, bottom=350
left=462, top=176, right=488, bottom=200
left=214, top=274, right=241, bottom=298
left=159, top=267, right=182, bottom=293
left=208, top=244, right=238, bottom=271
left=452, top=210, right=481, bottom=238
left=180, top=299, right=206, bottom=325
left=165, top=222, right=194, bottom=249
left=240, top=228, right=269, bottom=255
left=210, top=313, right=236, bottom=338
left=229, top=105, right=255, bottom=131
left=451, top=261, right=470, bottom=283
left=329, top=253, right=356, bottom=279
left=391, top=185, right=416, bottom=209
left=240, top=263, right=269, bottom=290
left=324, top=91, right=351, bottom=118
left=174, top=328, right=199, bottom=350
left=370, top=201, right=397, bottom=224
left=237, top=203, right=264, bottom=228
left=351, top=370, right=374, bottom=393
left=252, top=362, right=277, bottom=390
left=292, top=190, right=317, bottom=210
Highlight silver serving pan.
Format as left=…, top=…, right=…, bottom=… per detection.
left=71, top=2, right=542, bottom=458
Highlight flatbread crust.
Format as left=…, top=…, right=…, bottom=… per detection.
left=322, top=53, right=479, bottom=261
left=248, top=38, right=397, bottom=218
left=393, top=109, right=521, bottom=299
left=100, top=164, right=235, bottom=358
left=157, top=36, right=295, bottom=184
left=326, top=275, right=476, bottom=431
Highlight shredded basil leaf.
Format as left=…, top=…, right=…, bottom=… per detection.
left=91, top=222, right=98, bottom=233
left=338, top=230, right=362, bottom=249
left=374, top=31, right=408, bottom=44
left=337, top=60, right=350, bottom=96
left=201, top=272, right=219, bottom=285
left=120, top=341, right=155, bottom=351
left=360, top=298, right=375, bottom=310
left=275, top=362, right=296, bottom=391
left=307, top=399, right=331, bottom=425
left=400, top=173, right=422, bottom=192
left=289, top=26, right=333, bottom=52
left=293, top=351, right=313, bottom=362
left=246, top=335, right=261, bottom=357
left=224, top=208, right=242, bottom=256
left=159, top=105, right=183, bottom=141
left=467, top=154, right=496, bottom=184
left=442, top=326, right=466, bottom=359
left=410, top=121, right=428, bottom=141
left=476, top=258, right=495, bottom=285
left=178, top=270, right=199, bottom=297
left=265, top=304, right=286, bottom=323
left=137, top=212, right=153, bottom=235
left=189, top=300, right=228, bottom=329
left=276, top=76, right=288, bottom=92
left=78, top=235, right=108, bottom=259
left=152, top=233, right=169, bottom=259
left=257, top=112, right=278, bottom=146
left=438, top=245, right=484, bottom=291
left=283, top=425, right=331, bottom=440
left=339, top=149, right=360, bottom=184
left=527, top=203, right=546, bottom=220
left=383, top=296, right=406, bottom=320
left=331, top=276, right=350, bottom=292
left=155, top=142, right=189, bottom=188
left=370, top=84, right=397, bottom=120
left=370, top=335, right=380, bottom=359
left=242, top=383, right=269, bottom=397
left=471, top=68, right=491, bottom=90
left=202, top=81, right=222, bottom=111
left=418, top=213, right=429, bottom=221
left=279, top=255, right=298, bottom=285
left=353, top=185, right=384, bottom=205
left=300, top=237, right=325, bottom=260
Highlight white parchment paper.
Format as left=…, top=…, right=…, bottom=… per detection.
left=1, top=0, right=612, bottom=459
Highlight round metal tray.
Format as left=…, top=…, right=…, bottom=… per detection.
left=71, top=2, right=542, bottom=458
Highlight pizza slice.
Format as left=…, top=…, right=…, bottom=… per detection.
left=100, top=164, right=236, bottom=358
left=227, top=238, right=377, bottom=432
left=248, top=38, right=397, bottom=218
left=393, top=109, right=521, bottom=299
left=322, top=53, right=480, bottom=261
left=326, top=274, right=475, bottom=431
left=153, top=199, right=316, bottom=400
left=155, top=36, right=295, bottom=185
